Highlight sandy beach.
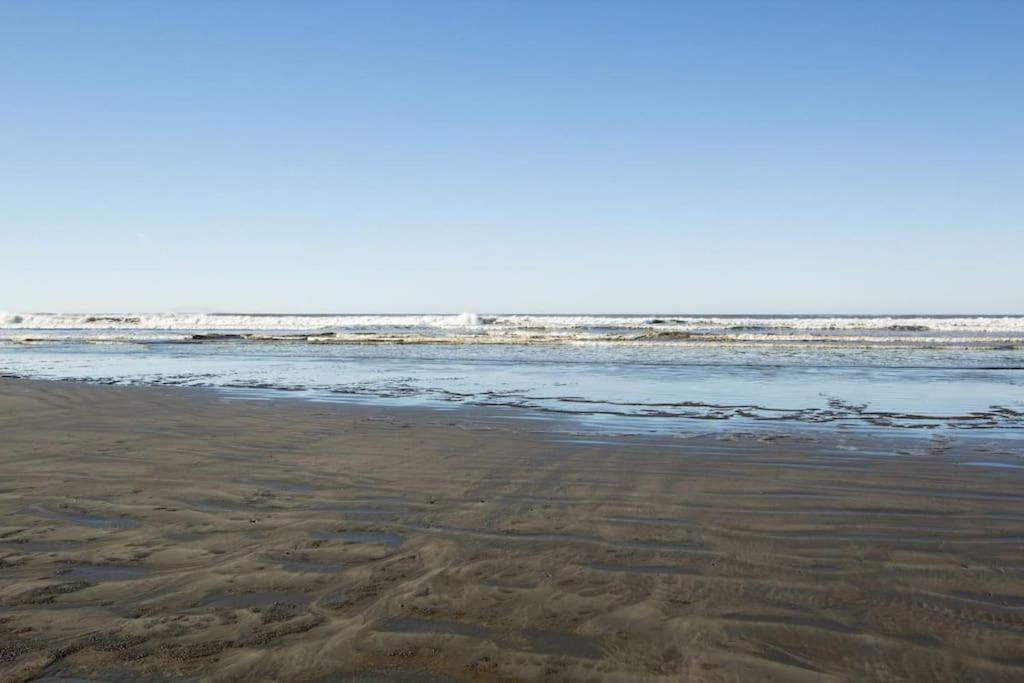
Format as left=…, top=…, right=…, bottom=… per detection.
left=5, top=0, right=1022, bottom=679
left=1, top=378, right=1023, bottom=682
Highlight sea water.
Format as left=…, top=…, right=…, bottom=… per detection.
left=1, top=313, right=1021, bottom=438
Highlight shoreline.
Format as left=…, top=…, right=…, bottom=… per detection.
left=2, top=378, right=1023, bottom=681
left=4, top=371, right=1024, bottom=441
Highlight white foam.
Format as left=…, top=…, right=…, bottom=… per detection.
left=0, top=312, right=488, bottom=331
left=1, top=313, right=1022, bottom=345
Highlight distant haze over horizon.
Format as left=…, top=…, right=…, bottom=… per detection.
left=2, top=1, right=1021, bottom=313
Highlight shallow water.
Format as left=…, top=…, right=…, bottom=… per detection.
left=521, top=628, right=605, bottom=659
left=198, top=590, right=311, bottom=609
left=63, top=564, right=149, bottom=582
left=279, top=560, right=345, bottom=573
left=2, top=314, right=1022, bottom=438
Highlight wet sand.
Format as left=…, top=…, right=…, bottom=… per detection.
left=1, top=379, right=1023, bottom=682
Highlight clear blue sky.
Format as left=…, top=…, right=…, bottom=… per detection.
left=2, top=1, right=1021, bottom=313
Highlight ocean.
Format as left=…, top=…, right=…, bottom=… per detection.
left=2, top=312, right=1022, bottom=437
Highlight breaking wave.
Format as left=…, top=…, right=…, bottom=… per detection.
left=1, top=312, right=1023, bottom=349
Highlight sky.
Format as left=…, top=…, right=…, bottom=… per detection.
left=1, top=1, right=1022, bottom=314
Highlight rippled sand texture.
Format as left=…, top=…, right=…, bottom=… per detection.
left=1, top=379, right=1023, bottom=682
